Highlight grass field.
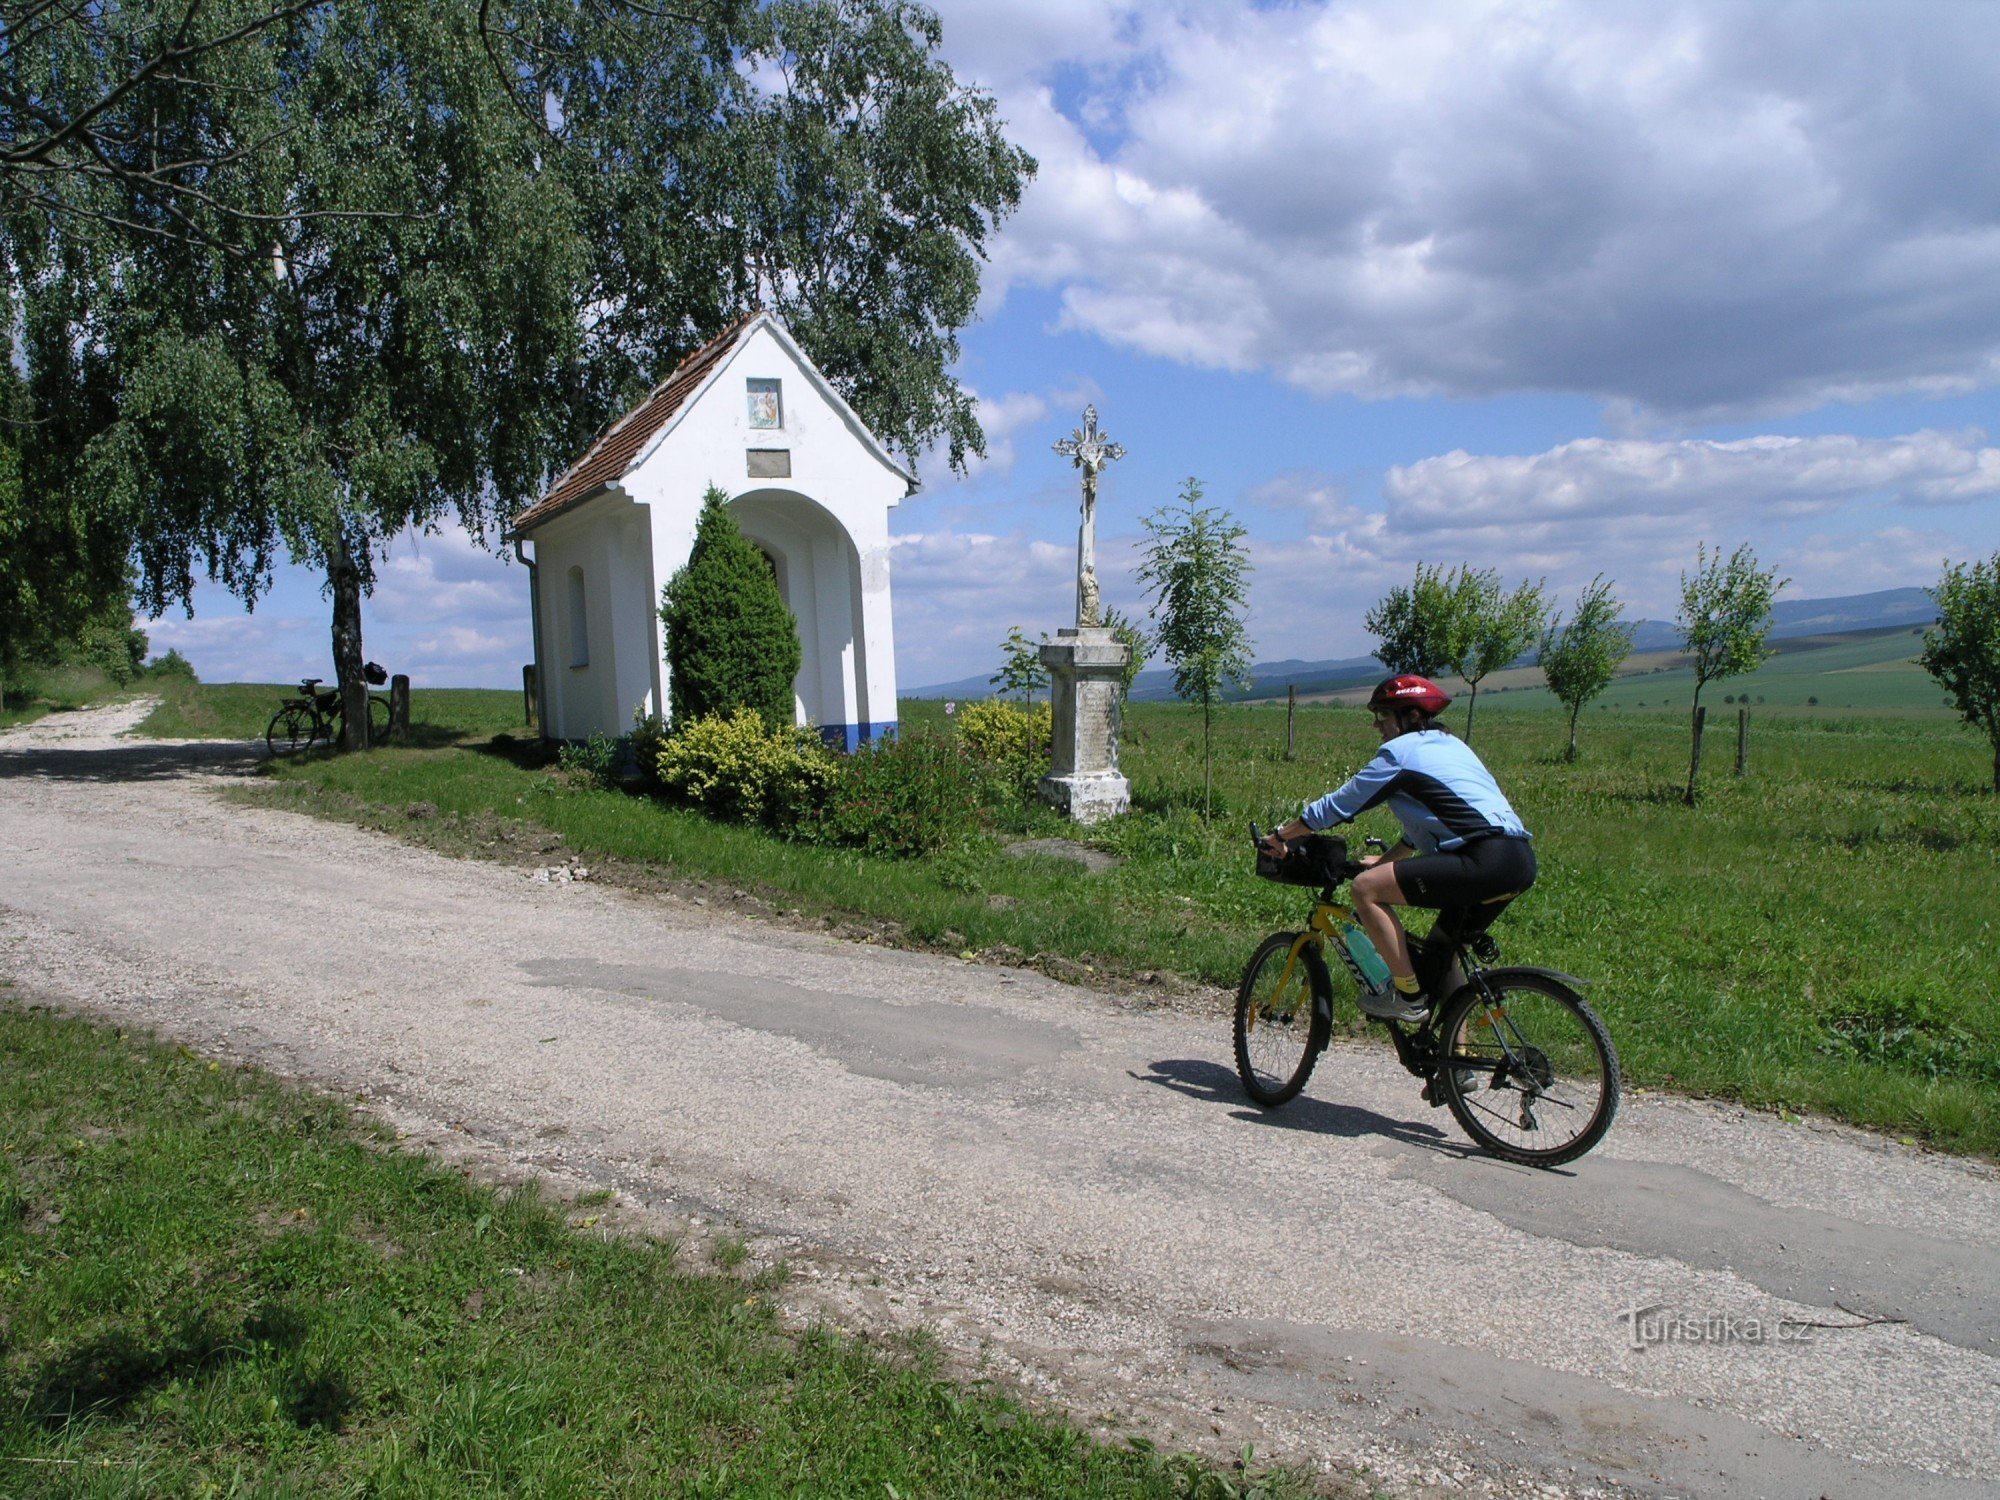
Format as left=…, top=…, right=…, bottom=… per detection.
left=117, top=674, right=2000, bottom=1157
left=0, top=998, right=1317, bottom=1497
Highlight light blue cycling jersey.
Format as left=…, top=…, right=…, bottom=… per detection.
left=1299, top=729, right=1529, bottom=854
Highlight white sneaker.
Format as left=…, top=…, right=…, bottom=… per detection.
left=1358, top=987, right=1430, bottom=1023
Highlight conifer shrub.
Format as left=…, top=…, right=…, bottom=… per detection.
left=660, top=487, right=801, bottom=728
left=656, top=710, right=838, bottom=827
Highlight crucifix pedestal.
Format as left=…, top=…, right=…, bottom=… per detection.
left=1038, top=628, right=1131, bottom=824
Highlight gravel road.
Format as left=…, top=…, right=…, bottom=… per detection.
left=4, top=701, right=1997, bottom=1498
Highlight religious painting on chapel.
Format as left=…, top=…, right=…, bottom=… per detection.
left=747, top=378, right=783, bottom=429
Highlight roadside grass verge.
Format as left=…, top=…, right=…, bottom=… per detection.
left=195, top=685, right=2000, bottom=1156
left=132, top=675, right=529, bottom=745
left=1, top=662, right=127, bottom=729
left=0, top=998, right=1323, bottom=1498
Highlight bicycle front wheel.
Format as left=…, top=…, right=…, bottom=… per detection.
left=1434, top=971, right=1620, bottom=1166
left=266, top=706, right=314, bottom=756
left=1234, top=932, right=1330, bottom=1107
left=367, top=694, right=391, bottom=744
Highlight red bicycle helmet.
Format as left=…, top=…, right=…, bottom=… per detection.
left=1368, top=674, right=1451, bottom=715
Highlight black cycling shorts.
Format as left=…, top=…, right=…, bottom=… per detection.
left=1392, top=834, right=1537, bottom=911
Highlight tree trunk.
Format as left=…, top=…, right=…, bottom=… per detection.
left=327, top=526, right=370, bottom=750
left=1464, top=681, right=1479, bottom=744
left=1202, top=694, right=1213, bottom=821
left=1684, top=700, right=1707, bottom=806
left=1992, top=738, right=1999, bottom=795
left=1565, top=702, right=1580, bottom=762
left=1735, top=707, right=1749, bottom=776
left=1285, top=684, right=1296, bottom=761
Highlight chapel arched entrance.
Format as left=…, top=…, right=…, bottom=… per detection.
left=728, top=489, right=876, bottom=745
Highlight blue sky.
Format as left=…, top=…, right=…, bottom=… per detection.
left=148, top=0, right=2000, bottom=692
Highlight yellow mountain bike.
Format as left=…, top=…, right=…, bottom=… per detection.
left=1236, top=827, right=1620, bottom=1166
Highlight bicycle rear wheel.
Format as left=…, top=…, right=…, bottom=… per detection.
left=266, top=706, right=314, bottom=756
left=1434, top=970, right=1619, bottom=1166
left=1233, top=932, right=1330, bottom=1107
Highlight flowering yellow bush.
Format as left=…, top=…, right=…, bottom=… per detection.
left=655, top=710, right=838, bottom=826
left=954, top=698, right=1053, bottom=764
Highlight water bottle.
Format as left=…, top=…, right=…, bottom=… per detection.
left=1341, top=920, right=1393, bottom=991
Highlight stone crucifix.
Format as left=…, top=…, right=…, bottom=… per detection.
left=1053, top=405, right=1125, bottom=629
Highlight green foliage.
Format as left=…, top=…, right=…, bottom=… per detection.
left=1677, top=542, right=1788, bottom=803
left=6, top=0, right=1030, bottom=732
left=1539, top=575, right=1633, bottom=760
left=1137, top=478, right=1252, bottom=819
left=0, top=351, right=131, bottom=700
left=1101, top=604, right=1151, bottom=697
left=1918, top=553, right=2000, bottom=791
left=1456, top=571, right=1547, bottom=743
left=826, top=725, right=984, bottom=856
left=956, top=698, right=1053, bottom=763
left=145, top=647, right=198, bottom=680
left=1363, top=561, right=1470, bottom=680
left=1678, top=543, right=1789, bottom=698
left=662, top=488, right=803, bottom=728
left=1363, top=562, right=1545, bottom=740
left=955, top=697, right=1052, bottom=802
left=991, top=625, right=1050, bottom=703
left=557, top=731, right=624, bottom=789
left=655, top=710, right=839, bottom=828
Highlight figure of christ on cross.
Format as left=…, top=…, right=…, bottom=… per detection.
left=1053, top=405, right=1126, bottom=629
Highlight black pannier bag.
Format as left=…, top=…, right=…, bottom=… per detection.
left=1255, top=832, right=1351, bottom=887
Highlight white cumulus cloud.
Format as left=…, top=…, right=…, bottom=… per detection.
left=946, top=0, right=2000, bottom=420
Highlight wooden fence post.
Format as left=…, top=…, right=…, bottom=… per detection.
left=523, top=664, right=538, bottom=728
left=1735, top=707, right=1749, bottom=777
left=389, top=675, right=410, bottom=743
left=1285, top=684, right=1297, bottom=761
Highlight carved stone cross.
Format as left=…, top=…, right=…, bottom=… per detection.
left=1053, top=405, right=1125, bottom=628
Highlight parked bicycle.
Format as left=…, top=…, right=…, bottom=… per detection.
left=1235, top=826, right=1620, bottom=1166
left=266, top=663, right=390, bottom=755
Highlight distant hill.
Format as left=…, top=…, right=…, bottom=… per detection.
left=903, top=587, right=1938, bottom=701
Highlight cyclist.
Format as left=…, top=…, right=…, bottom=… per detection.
left=1259, top=673, right=1534, bottom=1022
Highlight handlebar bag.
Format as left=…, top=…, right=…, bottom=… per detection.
left=1256, top=832, right=1349, bottom=886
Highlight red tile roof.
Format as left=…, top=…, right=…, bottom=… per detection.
left=509, top=309, right=763, bottom=536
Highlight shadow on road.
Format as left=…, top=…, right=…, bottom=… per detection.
left=0, top=739, right=265, bottom=784
left=1134, top=1057, right=1474, bottom=1157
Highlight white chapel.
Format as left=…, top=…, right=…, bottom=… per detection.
left=508, top=311, right=911, bottom=749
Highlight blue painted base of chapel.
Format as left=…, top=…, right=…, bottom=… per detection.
left=819, top=721, right=898, bottom=753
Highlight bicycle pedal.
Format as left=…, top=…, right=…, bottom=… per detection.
left=1419, top=1079, right=1447, bottom=1108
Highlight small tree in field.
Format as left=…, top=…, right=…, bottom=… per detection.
left=661, top=488, right=801, bottom=729
left=1364, top=562, right=1469, bottom=680
left=1138, top=478, right=1253, bottom=819
left=990, top=626, right=1049, bottom=703
left=1677, top=542, right=1786, bottom=805
left=1453, top=570, right=1547, bottom=744
left=1100, top=604, right=1151, bottom=699
left=1540, top=575, right=1633, bottom=761
left=1918, top=553, right=2000, bottom=792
